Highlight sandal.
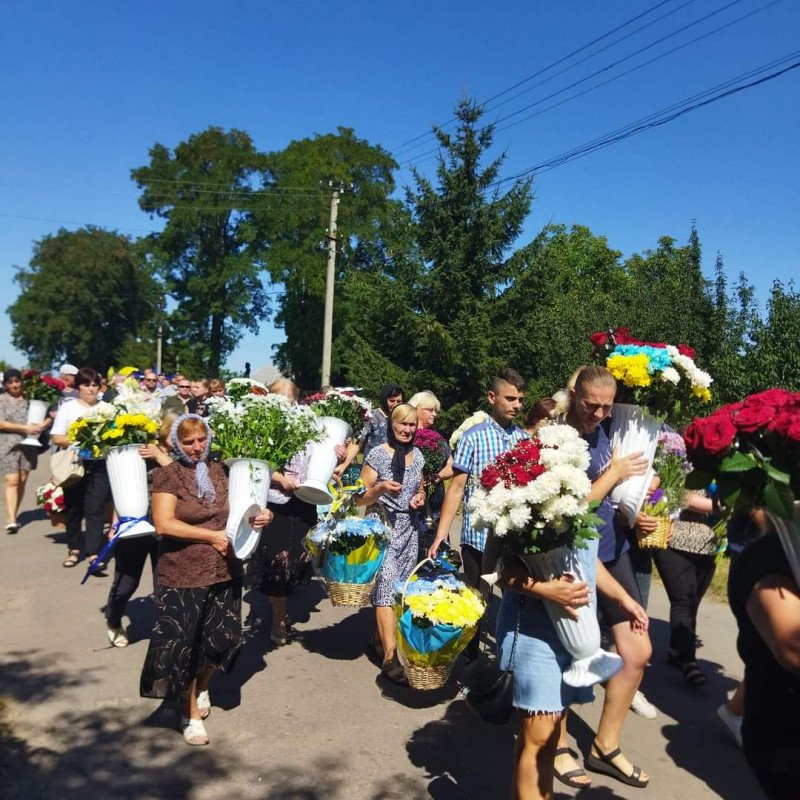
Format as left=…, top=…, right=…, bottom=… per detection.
left=554, top=747, right=591, bottom=790
left=180, top=717, right=209, bottom=746
left=107, top=626, right=129, bottom=648
left=585, top=741, right=649, bottom=788
left=63, top=551, right=80, bottom=568
left=368, top=632, right=384, bottom=662
left=5, top=523, right=20, bottom=534
left=197, top=689, right=211, bottom=720
left=381, top=657, right=408, bottom=686
left=87, top=556, right=107, bottom=575
left=667, top=652, right=708, bottom=686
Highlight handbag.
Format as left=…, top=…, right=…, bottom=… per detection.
left=50, top=448, right=85, bottom=488
left=461, top=597, right=523, bottom=725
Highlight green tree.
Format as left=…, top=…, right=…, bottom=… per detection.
left=8, top=227, right=158, bottom=370
left=403, top=100, right=533, bottom=424
left=263, top=127, right=400, bottom=388
left=132, top=127, right=271, bottom=377
left=752, top=280, right=800, bottom=390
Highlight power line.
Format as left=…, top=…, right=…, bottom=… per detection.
left=401, top=0, right=782, bottom=170
left=494, top=55, right=800, bottom=187
left=392, top=0, right=679, bottom=154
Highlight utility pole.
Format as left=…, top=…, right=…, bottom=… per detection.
left=321, top=182, right=343, bottom=387
left=156, top=294, right=164, bottom=374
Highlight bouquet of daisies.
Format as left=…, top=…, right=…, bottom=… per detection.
left=470, top=424, right=622, bottom=687
left=305, top=515, right=392, bottom=606
left=226, top=377, right=268, bottom=404
left=394, top=568, right=486, bottom=689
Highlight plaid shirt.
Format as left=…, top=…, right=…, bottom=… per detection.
left=452, top=418, right=528, bottom=552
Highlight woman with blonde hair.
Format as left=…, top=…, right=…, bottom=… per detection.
left=356, top=403, right=426, bottom=684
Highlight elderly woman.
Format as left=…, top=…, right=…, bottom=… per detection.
left=407, top=390, right=453, bottom=556
left=51, top=367, right=112, bottom=569
left=356, top=403, right=426, bottom=684
left=140, top=414, right=272, bottom=746
left=0, top=368, right=51, bottom=533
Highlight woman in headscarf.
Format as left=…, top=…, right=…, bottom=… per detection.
left=0, top=368, right=51, bottom=533
left=334, top=382, right=404, bottom=480
left=140, top=414, right=273, bottom=746
left=356, top=403, right=426, bottom=684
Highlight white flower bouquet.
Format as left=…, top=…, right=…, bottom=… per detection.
left=449, top=410, right=489, bottom=450
left=469, top=423, right=622, bottom=687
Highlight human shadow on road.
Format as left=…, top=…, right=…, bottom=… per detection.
left=17, top=508, right=47, bottom=528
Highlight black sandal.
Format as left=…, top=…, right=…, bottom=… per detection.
left=667, top=653, right=708, bottom=686
left=381, top=657, right=408, bottom=686
left=585, top=741, right=649, bottom=788
left=554, top=747, right=591, bottom=790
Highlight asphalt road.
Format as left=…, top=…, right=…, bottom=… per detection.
left=0, top=455, right=764, bottom=799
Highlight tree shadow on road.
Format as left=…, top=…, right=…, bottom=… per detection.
left=294, top=607, right=375, bottom=661
left=0, top=650, right=92, bottom=703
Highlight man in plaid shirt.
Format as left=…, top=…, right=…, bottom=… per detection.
left=427, top=368, right=527, bottom=657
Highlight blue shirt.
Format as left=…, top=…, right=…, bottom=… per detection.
left=453, top=418, right=528, bottom=552
left=583, top=424, right=629, bottom=563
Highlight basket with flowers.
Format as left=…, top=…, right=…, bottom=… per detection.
left=394, top=562, right=486, bottom=690
left=638, top=431, right=692, bottom=549
left=684, top=389, right=800, bottom=575
left=469, top=423, right=623, bottom=687
left=305, top=509, right=393, bottom=607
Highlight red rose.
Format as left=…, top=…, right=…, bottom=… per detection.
left=683, top=419, right=704, bottom=455
left=22, top=369, right=38, bottom=379
left=589, top=332, right=608, bottom=347
left=677, top=344, right=696, bottom=359
left=511, top=466, right=531, bottom=486
left=769, top=411, right=800, bottom=442
left=718, top=401, right=744, bottom=415
left=744, top=389, right=791, bottom=409
left=55, top=495, right=65, bottom=508
left=613, top=327, right=636, bottom=345
left=732, top=405, right=776, bottom=433
left=700, top=414, right=738, bottom=456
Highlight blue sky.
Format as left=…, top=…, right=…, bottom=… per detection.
left=2, top=0, right=798, bottom=374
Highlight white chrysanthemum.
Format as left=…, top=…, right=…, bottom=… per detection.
left=509, top=504, right=532, bottom=530
left=660, top=366, right=680, bottom=385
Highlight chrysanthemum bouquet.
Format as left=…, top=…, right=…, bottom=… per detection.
left=305, top=516, right=392, bottom=603
left=469, top=424, right=601, bottom=556
left=449, top=410, right=489, bottom=450
left=305, top=389, right=371, bottom=435
left=394, top=571, right=486, bottom=686
left=68, top=381, right=160, bottom=458
left=414, top=428, right=448, bottom=492
left=208, top=393, right=323, bottom=469
left=226, top=377, right=268, bottom=403
left=21, top=370, right=64, bottom=405
left=589, top=327, right=712, bottom=423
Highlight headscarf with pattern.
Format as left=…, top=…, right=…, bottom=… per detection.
left=170, top=414, right=215, bottom=502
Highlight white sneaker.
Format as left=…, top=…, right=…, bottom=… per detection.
left=716, top=703, right=743, bottom=747
left=630, top=690, right=657, bottom=719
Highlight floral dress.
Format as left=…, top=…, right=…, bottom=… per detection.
left=366, top=445, right=424, bottom=607
left=0, top=393, right=37, bottom=474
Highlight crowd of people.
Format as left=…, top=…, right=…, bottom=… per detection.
left=1, top=362, right=797, bottom=799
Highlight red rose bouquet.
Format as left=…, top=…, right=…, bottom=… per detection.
left=684, top=389, right=800, bottom=521
left=22, top=370, right=64, bottom=406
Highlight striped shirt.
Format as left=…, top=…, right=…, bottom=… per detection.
left=453, top=418, right=528, bottom=552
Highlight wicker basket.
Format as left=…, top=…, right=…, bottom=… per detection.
left=638, top=516, right=672, bottom=549
left=404, top=662, right=452, bottom=690
left=326, top=580, right=374, bottom=607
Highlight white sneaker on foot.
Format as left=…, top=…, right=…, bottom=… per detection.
left=630, top=690, right=657, bottom=719
left=716, top=703, right=743, bottom=747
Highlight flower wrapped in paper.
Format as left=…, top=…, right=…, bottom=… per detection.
left=305, top=515, right=392, bottom=606
left=469, top=423, right=623, bottom=687
left=394, top=566, right=486, bottom=689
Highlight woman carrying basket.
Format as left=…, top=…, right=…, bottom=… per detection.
left=356, top=404, right=426, bottom=684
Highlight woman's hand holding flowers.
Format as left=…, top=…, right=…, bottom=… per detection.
left=634, top=513, right=659, bottom=536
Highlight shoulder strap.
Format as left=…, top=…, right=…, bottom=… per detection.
left=507, top=597, right=524, bottom=669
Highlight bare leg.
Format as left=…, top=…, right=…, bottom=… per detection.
left=196, top=665, right=215, bottom=694
left=181, top=678, right=199, bottom=721
left=375, top=606, right=396, bottom=662
left=728, top=681, right=745, bottom=716
left=593, top=621, right=652, bottom=782
left=16, top=470, right=29, bottom=519
left=512, top=711, right=562, bottom=800
left=269, top=595, right=287, bottom=637
left=4, top=473, right=20, bottom=525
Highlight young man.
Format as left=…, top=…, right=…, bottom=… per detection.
left=426, top=368, right=527, bottom=657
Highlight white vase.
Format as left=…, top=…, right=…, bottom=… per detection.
left=295, top=416, right=350, bottom=506
left=768, top=502, right=800, bottom=591
left=523, top=547, right=623, bottom=688
left=607, top=403, right=660, bottom=527
left=20, top=399, right=50, bottom=447
left=106, top=445, right=156, bottom=538
left=225, top=458, right=273, bottom=559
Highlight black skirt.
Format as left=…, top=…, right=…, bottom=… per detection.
left=140, top=578, right=242, bottom=702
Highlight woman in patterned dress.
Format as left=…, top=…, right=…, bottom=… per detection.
left=356, top=404, right=426, bottom=683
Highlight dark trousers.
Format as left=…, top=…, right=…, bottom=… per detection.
left=653, top=547, right=716, bottom=662
left=63, top=461, right=112, bottom=555
left=460, top=543, right=485, bottom=660
left=106, top=536, right=159, bottom=628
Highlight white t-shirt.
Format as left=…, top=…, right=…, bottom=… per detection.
left=51, top=399, right=112, bottom=439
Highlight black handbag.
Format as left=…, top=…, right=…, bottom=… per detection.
left=461, top=597, right=523, bottom=725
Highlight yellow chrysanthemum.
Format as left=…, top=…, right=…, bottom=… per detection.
left=101, top=428, right=125, bottom=440
left=607, top=353, right=652, bottom=388
left=692, top=385, right=712, bottom=403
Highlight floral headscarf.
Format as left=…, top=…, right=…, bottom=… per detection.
left=170, top=414, right=215, bottom=502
